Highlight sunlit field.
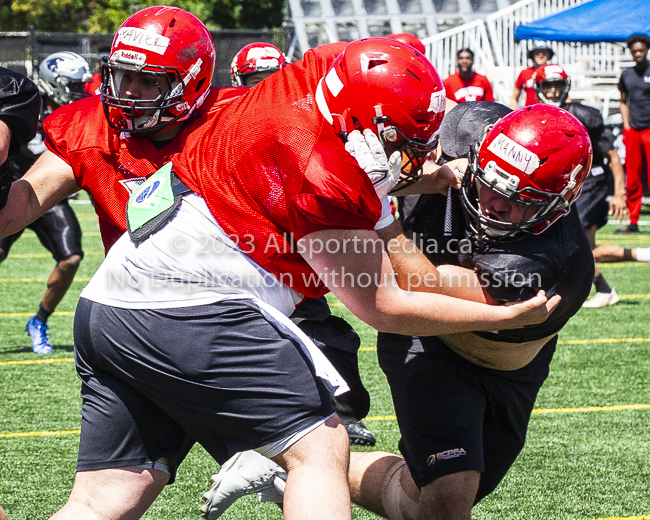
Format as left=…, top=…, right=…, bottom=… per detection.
left=1, top=194, right=649, bottom=519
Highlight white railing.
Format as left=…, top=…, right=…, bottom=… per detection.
left=486, top=0, right=586, bottom=71
left=422, top=21, right=511, bottom=101
left=485, top=0, right=624, bottom=101
left=424, top=0, right=626, bottom=107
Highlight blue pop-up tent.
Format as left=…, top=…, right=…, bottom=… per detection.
left=514, top=0, right=650, bottom=43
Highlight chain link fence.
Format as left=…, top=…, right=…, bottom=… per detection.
left=0, top=27, right=294, bottom=88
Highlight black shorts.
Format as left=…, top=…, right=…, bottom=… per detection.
left=0, top=199, right=83, bottom=262
left=575, top=180, right=609, bottom=230
left=377, top=332, right=556, bottom=502
left=292, top=297, right=370, bottom=424
left=74, top=298, right=335, bottom=483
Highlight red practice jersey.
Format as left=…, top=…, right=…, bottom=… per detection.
left=173, top=41, right=382, bottom=298
left=443, top=72, right=495, bottom=103
left=43, top=86, right=245, bottom=252
left=515, top=67, right=541, bottom=106
left=84, top=73, right=102, bottom=96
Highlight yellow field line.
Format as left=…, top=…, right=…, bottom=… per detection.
left=359, top=336, right=650, bottom=351
left=0, top=358, right=74, bottom=366
left=532, top=404, right=650, bottom=415
left=559, top=337, right=650, bottom=345
left=365, top=404, right=650, bottom=422
left=575, top=516, right=650, bottom=520
left=1, top=405, right=649, bottom=439
left=0, top=429, right=80, bottom=438
left=8, top=251, right=104, bottom=259
left=599, top=263, right=650, bottom=269
left=20, top=232, right=101, bottom=237
left=0, top=277, right=91, bottom=283
left=0, top=311, right=74, bottom=317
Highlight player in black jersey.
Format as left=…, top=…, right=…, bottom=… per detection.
left=0, top=65, right=41, bottom=520
left=347, top=102, right=594, bottom=520
left=532, top=64, right=650, bottom=308
left=0, top=52, right=88, bottom=354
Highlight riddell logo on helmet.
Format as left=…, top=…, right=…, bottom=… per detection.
left=426, top=448, right=467, bottom=466
left=112, top=50, right=147, bottom=66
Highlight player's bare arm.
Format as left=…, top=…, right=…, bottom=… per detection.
left=299, top=228, right=559, bottom=337
left=619, top=91, right=630, bottom=129
left=0, top=119, right=11, bottom=166
left=376, top=220, right=495, bottom=304
left=607, top=148, right=628, bottom=221
left=0, top=150, right=79, bottom=237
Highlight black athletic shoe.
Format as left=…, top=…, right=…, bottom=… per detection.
left=615, top=224, right=639, bottom=234
left=345, top=421, right=376, bottom=447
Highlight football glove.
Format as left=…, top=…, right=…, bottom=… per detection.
left=345, top=129, right=401, bottom=229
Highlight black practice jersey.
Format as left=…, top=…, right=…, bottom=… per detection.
left=562, top=102, right=615, bottom=188
left=5, top=96, right=49, bottom=181
left=404, top=189, right=593, bottom=343
left=0, top=68, right=41, bottom=156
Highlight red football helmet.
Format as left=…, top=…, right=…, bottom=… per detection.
left=533, top=64, right=571, bottom=106
left=316, top=37, right=446, bottom=185
left=100, top=6, right=216, bottom=133
left=387, top=33, right=426, bottom=55
left=230, top=42, right=288, bottom=87
left=461, top=104, right=592, bottom=242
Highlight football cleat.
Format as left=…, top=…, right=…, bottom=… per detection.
left=582, top=289, right=619, bottom=308
left=26, top=316, right=53, bottom=355
left=614, top=224, right=639, bottom=234
left=345, top=420, right=377, bottom=447
left=200, top=450, right=285, bottom=519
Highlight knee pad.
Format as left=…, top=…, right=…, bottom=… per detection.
left=381, top=460, right=418, bottom=520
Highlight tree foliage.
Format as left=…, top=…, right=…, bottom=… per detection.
left=0, top=0, right=285, bottom=33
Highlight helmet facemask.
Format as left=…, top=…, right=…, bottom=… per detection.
left=372, top=106, right=439, bottom=190
left=536, top=79, right=570, bottom=106
left=460, top=141, right=571, bottom=244
left=100, top=56, right=189, bottom=133
left=100, top=55, right=198, bottom=133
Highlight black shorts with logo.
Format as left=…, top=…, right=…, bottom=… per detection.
left=0, top=199, right=83, bottom=261
left=74, top=297, right=334, bottom=483
left=377, top=332, right=556, bottom=502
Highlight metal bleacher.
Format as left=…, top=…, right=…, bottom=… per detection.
left=285, top=0, right=513, bottom=57
left=286, top=0, right=629, bottom=122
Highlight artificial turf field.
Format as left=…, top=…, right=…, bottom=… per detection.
left=1, top=193, right=649, bottom=520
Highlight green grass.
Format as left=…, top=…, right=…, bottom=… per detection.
left=1, top=196, right=649, bottom=519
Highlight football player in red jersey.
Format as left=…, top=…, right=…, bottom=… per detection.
left=58, top=36, right=558, bottom=520
left=443, top=48, right=495, bottom=103
left=233, top=41, right=378, bottom=447
left=509, top=42, right=553, bottom=109
left=204, top=102, right=593, bottom=520
left=230, top=41, right=288, bottom=87
left=15, top=33, right=559, bottom=519
left=0, top=6, right=243, bottom=254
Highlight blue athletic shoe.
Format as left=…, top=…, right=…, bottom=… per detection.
left=26, top=316, right=53, bottom=355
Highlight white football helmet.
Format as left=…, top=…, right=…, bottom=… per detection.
left=38, top=51, right=92, bottom=106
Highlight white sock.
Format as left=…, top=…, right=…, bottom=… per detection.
left=635, top=247, right=650, bottom=263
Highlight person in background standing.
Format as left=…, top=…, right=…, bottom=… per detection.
left=616, top=33, right=650, bottom=234
left=443, top=48, right=495, bottom=103
left=510, top=42, right=553, bottom=109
